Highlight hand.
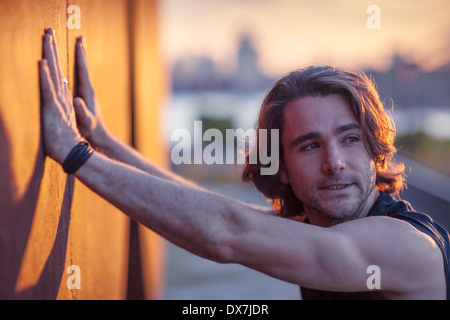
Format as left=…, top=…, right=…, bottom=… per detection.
left=73, top=36, right=110, bottom=148
left=40, top=28, right=82, bottom=164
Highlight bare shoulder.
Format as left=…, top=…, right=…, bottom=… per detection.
left=332, top=215, right=441, bottom=257
left=331, top=216, right=446, bottom=299
left=333, top=215, right=438, bottom=248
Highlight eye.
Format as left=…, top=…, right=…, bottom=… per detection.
left=301, top=142, right=320, bottom=151
left=344, top=136, right=360, bottom=144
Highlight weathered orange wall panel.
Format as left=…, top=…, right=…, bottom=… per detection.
left=0, top=0, right=73, bottom=299
left=61, top=0, right=132, bottom=300
left=0, top=0, right=165, bottom=299
left=131, top=0, right=169, bottom=300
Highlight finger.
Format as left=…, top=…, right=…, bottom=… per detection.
left=39, top=59, right=57, bottom=105
left=76, top=37, right=94, bottom=94
left=73, top=97, right=91, bottom=122
left=45, top=28, right=66, bottom=90
left=73, top=96, right=96, bottom=133
left=42, top=34, right=62, bottom=94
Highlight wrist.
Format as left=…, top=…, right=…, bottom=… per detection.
left=50, top=133, right=83, bottom=165
left=89, top=126, right=113, bottom=151
left=62, top=141, right=94, bottom=174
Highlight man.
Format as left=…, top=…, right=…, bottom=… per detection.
left=40, top=28, right=449, bottom=299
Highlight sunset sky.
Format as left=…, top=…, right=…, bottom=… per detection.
left=158, top=0, right=450, bottom=76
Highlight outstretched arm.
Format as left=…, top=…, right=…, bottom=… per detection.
left=40, top=28, right=275, bottom=259
left=73, top=35, right=194, bottom=186
left=51, top=146, right=447, bottom=298
left=39, top=29, right=445, bottom=298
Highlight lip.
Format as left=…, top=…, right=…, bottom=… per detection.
left=318, top=183, right=354, bottom=192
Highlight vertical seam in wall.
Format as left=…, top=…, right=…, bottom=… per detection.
left=126, top=0, right=146, bottom=300
left=66, top=0, right=70, bottom=92
left=128, top=0, right=136, bottom=148
left=65, top=0, right=75, bottom=301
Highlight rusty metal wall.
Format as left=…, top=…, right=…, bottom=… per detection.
left=129, top=0, right=168, bottom=300
left=0, top=0, right=165, bottom=299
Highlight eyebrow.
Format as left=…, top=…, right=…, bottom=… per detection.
left=289, top=123, right=361, bottom=150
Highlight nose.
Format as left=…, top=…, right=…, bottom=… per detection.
left=321, top=142, right=346, bottom=174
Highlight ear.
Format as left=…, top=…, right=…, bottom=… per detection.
left=279, top=164, right=290, bottom=184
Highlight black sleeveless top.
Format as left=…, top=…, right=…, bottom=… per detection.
left=300, top=192, right=450, bottom=300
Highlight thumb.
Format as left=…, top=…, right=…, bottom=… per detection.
left=73, top=97, right=94, bottom=129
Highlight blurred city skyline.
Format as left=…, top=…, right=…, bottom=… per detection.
left=157, top=1, right=450, bottom=300
left=159, top=0, right=450, bottom=168
left=159, top=0, right=450, bottom=76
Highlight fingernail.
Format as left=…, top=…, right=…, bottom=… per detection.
left=77, top=36, right=86, bottom=46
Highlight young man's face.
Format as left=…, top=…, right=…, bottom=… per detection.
left=280, top=94, right=379, bottom=226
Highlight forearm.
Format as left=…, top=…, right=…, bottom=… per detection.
left=93, top=129, right=197, bottom=187
left=73, top=151, right=250, bottom=260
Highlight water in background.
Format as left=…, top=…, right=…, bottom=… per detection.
left=165, top=91, right=450, bottom=141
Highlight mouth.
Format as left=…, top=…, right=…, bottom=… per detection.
left=319, top=183, right=353, bottom=191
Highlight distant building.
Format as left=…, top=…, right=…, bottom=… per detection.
left=366, top=54, right=450, bottom=108
left=171, top=35, right=450, bottom=109
left=171, top=55, right=223, bottom=91
left=224, top=33, right=274, bottom=91
left=171, top=32, right=275, bottom=92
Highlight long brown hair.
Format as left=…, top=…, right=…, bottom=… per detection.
left=242, top=66, right=405, bottom=218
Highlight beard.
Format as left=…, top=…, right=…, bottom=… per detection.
left=298, top=171, right=377, bottom=226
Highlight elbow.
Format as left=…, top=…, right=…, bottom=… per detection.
left=199, top=220, right=241, bottom=264
left=186, top=228, right=234, bottom=264
left=197, top=204, right=247, bottom=264
left=201, top=237, right=236, bottom=264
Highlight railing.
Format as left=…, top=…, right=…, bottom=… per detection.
left=397, top=154, right=450, bottom=203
